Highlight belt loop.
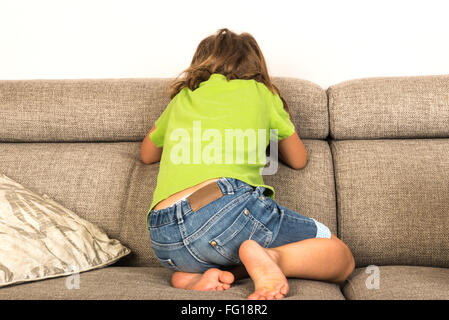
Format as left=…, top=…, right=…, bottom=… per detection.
left=255, top=186, right=265, bottom=197
left=175, top=201, right=184, bottom=224
left=219, top=177, right=234, bottom=195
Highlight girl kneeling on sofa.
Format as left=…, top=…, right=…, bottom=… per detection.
left=141, top=28, right=355, bottom=300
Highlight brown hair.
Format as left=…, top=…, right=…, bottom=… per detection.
left=168, top=28, right=292, bottom=117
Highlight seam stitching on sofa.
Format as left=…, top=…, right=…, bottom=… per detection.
left=328, top=87, right=334, bottom=140
left=326, top=89, right=340, bottom=238
left=330, top=142, right=339, bottom=238
left=343, top=276, right=358, bottom=300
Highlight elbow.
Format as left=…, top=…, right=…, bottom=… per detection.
left=292, top=160, right=307, bottom=170
left=140, top=152, right=157, bottom=165
left=140, top=145, right=162, bottom=165
left=141, top=156, right=157, bottom=165
left=140, top=145, right=153, bottom=165
left=140, top=147, right=148, bottom=164
left=291, top=163, right=304, bottom=170
left=291, top=154, right=308, bottom=170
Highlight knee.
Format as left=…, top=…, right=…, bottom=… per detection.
left=330, top=235, right=355, bottom=283
left=339, top=251, right=355, bottom=283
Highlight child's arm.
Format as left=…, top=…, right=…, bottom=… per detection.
left=278, top=131, right=308, bottom=170
left=140, top=125, right=163, bottom=164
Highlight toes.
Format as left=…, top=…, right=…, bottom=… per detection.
left=248, top=293, right=265, bottom=300
left=274, top=292, right=285, bottom=299
left=219, top=271, right=235, bottom=284
left=265, top=291, right=277, bottom=300
left=280, top=284, right=289, bottom=295
left=249, top=287, right=286, bottom=300
left=215, top=281, right=233, bottom=291
left=251, top=289, right=270, bottom=300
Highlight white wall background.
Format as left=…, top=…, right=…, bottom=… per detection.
left=1, top=0, right=448, bottom=89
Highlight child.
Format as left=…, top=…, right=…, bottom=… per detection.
left=141, top=28, right=355, bottom=300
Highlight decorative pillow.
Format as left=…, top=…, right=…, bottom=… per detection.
left=0, top=174, right=131, bottom=287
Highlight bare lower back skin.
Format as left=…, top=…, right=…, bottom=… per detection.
left=153, top=177, right=220, bottom=211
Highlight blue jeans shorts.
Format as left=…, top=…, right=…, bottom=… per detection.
left=148, top=177, right=332, bottom=273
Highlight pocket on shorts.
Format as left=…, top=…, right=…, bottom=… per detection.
left=210, top=207, right=273, bottom=264
left=155, top=256, right=180, bottom=271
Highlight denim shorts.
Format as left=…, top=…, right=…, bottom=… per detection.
left=147, top=177, right=332, bottom=273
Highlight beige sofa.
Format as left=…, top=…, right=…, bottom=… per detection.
left=0, top=74, right=448, bottom=299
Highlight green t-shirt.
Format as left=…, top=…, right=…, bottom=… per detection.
left=147, top=73, right=295, bottom=215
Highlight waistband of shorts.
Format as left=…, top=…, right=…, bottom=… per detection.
left=148, top=177, right=254, bottom=219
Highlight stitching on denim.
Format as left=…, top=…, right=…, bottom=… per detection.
left=248, top=218, right=258, bottom=240
left=248, top=213, right=273, bottom=247
left=184, top=243, right=217, bottom=266
left=283, top=211, right=315, bottom=225
left=148, top=186, right=253, bottom=228
left=214, top=246, right=241, bottom=264
left=157, top=257, right=180, bottom=272
left=263, top=232, right=273, bottom=247
left=213, top=209, right=249, bottom=246
left=212, top=209, right=273, bottom=263
left=181, top=199, right=193, bottom=216
left=220, top=177, right=234, bottom=194
left=247, top=210, right=272, bottom=233
left=148, top=207, right=179, bottom=228
left=256, top=196, right=274, bottom=211
left=267, top=207, right=285, bottom=247
left=182, top=186, right=252, bottom=219
left=150, top=238, right=185, bottom=250
left=148, top=221, right=174, bottom=229
left=184, top=190, right=252, bottom=244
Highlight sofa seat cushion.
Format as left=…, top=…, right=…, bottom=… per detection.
left=0, top=267, right=345, bottom=300
left=343, top=266, right=449, bottom=299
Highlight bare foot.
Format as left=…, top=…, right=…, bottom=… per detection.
left=239, top=240, right=289, bottom=300
left=171, top=268, right=235, bottom=291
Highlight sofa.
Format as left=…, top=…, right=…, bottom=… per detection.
left=0, top=74, right=448, bottom=300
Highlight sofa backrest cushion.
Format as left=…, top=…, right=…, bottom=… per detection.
left=0, top=77, right=327, bottom=142
left=0, top=78, right=171, bottom=142
left=327, top=75, right=449, bottom=140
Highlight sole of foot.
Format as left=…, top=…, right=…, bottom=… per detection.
left=239, top=240, right=289, bottom=300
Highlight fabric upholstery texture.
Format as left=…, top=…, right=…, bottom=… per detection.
left=332, top=139, right=449, bottom=268
left=327, top=74, right=449, bottom=140
left=0, top=78, right=171, bottom=142
left=343, top=266, right=449, bottom=299
left=0, top=142, right=158, bottom=268
left=0, top=77, right=327, bottom=142
left=0, top=174, right=131, bottom=288
left=0, top=267, right=344, bottom=300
